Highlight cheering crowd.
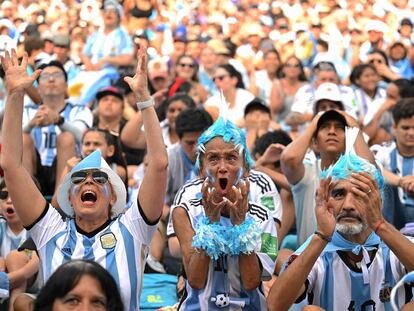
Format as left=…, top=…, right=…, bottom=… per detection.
left=0, top=0, right=413, bottom=310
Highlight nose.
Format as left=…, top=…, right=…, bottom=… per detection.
left=341, top=192, right=356, bottom=213
left=327, top=124, right=337, bottom=134
left=217, top=158, right=228, bottom=173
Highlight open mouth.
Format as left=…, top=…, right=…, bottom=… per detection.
left=81, top=191, right=97, bottom=203
left=219, top=178, right=228, bottom=191
left=5, top=208, right=14, bottom=215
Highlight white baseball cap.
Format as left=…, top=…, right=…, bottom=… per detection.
left=314, top=82, right=342, bottom=103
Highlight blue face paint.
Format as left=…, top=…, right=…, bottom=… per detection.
left=233, top=167, right=244, bottom=186
left=102, top=183, right=111, bottom=199
left=206, top=168, right=216, bottom=183
left=70, top=184, right=81, bottom=198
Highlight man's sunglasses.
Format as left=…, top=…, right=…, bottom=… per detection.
left=0, top=191, right=9, bottom=200
left=70, top=171, right=109, bottom=185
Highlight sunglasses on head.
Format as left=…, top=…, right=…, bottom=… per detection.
left=0, top=191, right=8, bottom=200
left=213, top=74, right=230, bottom=82
left=70, top=171, right=109, bottom=185
left=178, top=63, right=195, bottom=68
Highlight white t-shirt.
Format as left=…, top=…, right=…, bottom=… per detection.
left=291, top=84, right=359, bottom=120
left=204, top=88, right=255, bottom=125
left=291, top=153, right=321, bottom=246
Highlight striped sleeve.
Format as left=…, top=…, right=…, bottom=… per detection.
left=249, top=203, right=277, bottom=281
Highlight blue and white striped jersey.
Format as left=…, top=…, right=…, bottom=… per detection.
left=373, top=141, right=414, bottom=207
left=0, top=219, right=29, bottom=257
left=174, top=198, right=277, bottom=310
left=296, top=243, right=411, bottom=310
left=167, top=170, right=282, bottom=237
left=29, top=203, right=157, bottom=310
left=83, top=27, right=133, bottom=71
left=22, top=102, right=93, bottom=167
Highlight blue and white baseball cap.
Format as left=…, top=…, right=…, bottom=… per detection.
left=57, top=150, right=126, bottom=217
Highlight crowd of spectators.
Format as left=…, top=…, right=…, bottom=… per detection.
left=0, top=0, right=413, bottom=310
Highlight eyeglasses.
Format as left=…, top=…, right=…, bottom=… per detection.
left=0, top=191, right=9, bottom=200
left=178, top=63, right=195, bottom=69
left=213, top=74, right=230, bottom=82
left=70, top=171, right=109, bottom=185
left=39, top=72, right=65, bottom=81
left=285, top=63, right=300, bottom=68
left=369, top=59, right=384, bottom=64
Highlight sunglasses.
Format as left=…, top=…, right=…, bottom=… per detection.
left=70, top=171, right=109, bottom=185
left=178, top=63, right=195, bottom=69
left=39, top=72, right=65, bottom=81
left=285, top=63, right=300, bottom=68
left=0, top=191, right=8, bottom=200
left=369, top=59, right=384, bottom=64
left=213, top=74, right=230, bottom=82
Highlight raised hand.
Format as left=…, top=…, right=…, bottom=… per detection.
left=0, top=49, right=41, bottom=94
left=228, top=179, right=250, bottom=225
left=259, top=143, right=285, bottom=165
left=315, top=177, right=336, bottom=238
left=349, top=172, right=383, bottom=230
left=124, top=43, right=151, bottom=102
left=202, top=180, right=226, bottom=224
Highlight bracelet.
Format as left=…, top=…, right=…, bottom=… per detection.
left=136, top=97, right=154, bottom=111
left=55, top=116, right=64, bottom=126
left=374, top=219, right=385, bottom=234
left=314, top=231, right=332, bottom=243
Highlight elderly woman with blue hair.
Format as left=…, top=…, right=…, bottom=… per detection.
left=172, top=116, right=278, bottom=310
left=268, top=128, right=414, bottom=311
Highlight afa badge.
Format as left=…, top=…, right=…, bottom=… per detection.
left=100, top=233, right=117, bottom=249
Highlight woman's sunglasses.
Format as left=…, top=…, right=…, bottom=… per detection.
left=213, top=74, right=229, bottom=82
left=70, top=171, right=109, bottom=185
left=178, top=63, right=195, bottom=68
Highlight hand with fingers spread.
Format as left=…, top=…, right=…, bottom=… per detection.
left=0, top=49, right=41, bottom=94
left=349, top=172, right=383, bottom=230
left=335, top=109, right=359, bottom=128
left=124, top=44, right=151, bottom=102
left=202, top=180, right=226, bottom=224
left=258, top=143, right=285, bottom=166
left=315, top=177, right=336, bottom=238
left=228, top=179, right=250, bottom=226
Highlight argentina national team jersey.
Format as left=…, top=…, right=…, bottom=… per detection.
left=173, top=198, right=277, bottom=310
left=29, top=203, right=157, bottom=310
left=373, top=141, right=414, bottom=207
left=83, top=28, right=133, bottom=70
left=0, top=219, right=29, bottom=257
left=167, top=169, right=282, bottom=237
left=22, top=102, right=93, bottom=167
left=297, top=243, right=412, bottom=310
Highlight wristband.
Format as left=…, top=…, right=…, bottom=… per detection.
left=55, top=116, right=64, bottom=126
left=374, top=219, right=385, bottom=234
left=314, top=231, right=332, bottom=243
left=136, top=97, right=154, bottom=111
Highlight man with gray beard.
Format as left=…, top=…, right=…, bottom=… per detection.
left=268, top=133, right=414, bottom=310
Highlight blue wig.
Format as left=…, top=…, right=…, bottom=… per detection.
left=322, top=127, right=384, bottom=191
left=195, top=117, right=254, bottom=173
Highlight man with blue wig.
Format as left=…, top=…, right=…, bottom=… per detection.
left=172, top=116, right=278, bottom=310
left=268, top=127, right=414, bottom=310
